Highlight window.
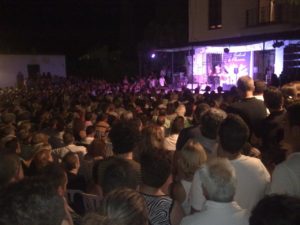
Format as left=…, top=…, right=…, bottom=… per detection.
left=208, top=0, right=222, bottom=29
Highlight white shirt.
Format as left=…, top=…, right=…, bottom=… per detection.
left=163, top=134, right=179, bottom=151
left=52, top=144, right=87, bottom=158
left=181, top=201, right=249, bottom=225
left=190, top=155, right=270, bottom=211
left=269, top=152, right=300, bottom=197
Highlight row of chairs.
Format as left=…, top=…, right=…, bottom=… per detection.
left=67, top=189, right=102, bottom=214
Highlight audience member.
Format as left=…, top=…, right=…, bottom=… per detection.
left=164, top=116, right=184, bottom=151
left=140, top=149, right=184, bottom=225
left=181, top=158, right=249, bottom=225
left=83, top=188, right=148, bottom=225
left=250, top=194, right=300, bottom=225
left=172, top=140, right=207, bottom=215
left=197, top=107, right=227, bottom=160
left=227, top=75, right=267, bottom=140
left=269, top=101, right=300, bottom=196
left=0, top=177, right=68, bottom=225
left=176, top=103, right=210, bottom=150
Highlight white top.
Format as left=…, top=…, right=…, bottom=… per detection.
left=180, top=179, right=192, bottom=215
left=190, top=155, right=270, bottom=211
left=269, top=152, right=300, bottom=197
left=163, top=134, right=179, bottom=151
left=52, top=144, right=87, bottom=158
left=181, top=201, right=249, bottom=225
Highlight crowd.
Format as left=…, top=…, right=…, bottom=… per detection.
left=0, top=74, right=300, bottom=225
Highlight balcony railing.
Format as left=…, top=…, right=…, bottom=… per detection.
left=246, top=4, right=300, bottom=27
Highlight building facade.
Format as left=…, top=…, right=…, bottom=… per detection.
left=188, top=0, right=300, bottom=87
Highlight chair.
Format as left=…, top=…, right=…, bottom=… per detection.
left=81, top=192, right=102, bottom=213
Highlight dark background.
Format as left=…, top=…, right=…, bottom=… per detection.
left=0, top=0, right=188, bottom=80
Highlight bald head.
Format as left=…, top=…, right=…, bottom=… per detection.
left=237, top=76, right=255, bottom=95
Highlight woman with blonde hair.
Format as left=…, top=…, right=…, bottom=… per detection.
left=172, top=139, right=207, bottom=215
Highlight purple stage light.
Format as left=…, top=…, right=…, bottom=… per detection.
left=151, top=53, right=156, bottom=59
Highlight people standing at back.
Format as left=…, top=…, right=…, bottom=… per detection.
left=227, top=75, right=267, bottom=142
left=269, top=101, right=300, bottom=197
left=190, top=114, right=270, bottom=212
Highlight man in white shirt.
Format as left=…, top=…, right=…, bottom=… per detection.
left=190, top=114, right=270, bottom=212
left=269, top=101, right=300, bottom=196
left=52, top=132, right=87, bottom=158
left=181, top=158, right=248, bottom=225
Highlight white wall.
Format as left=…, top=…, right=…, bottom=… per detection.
left=0, top=54, right=66, bottom=87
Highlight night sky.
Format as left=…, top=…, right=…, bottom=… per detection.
left=0, top=0, right=159, bottom=56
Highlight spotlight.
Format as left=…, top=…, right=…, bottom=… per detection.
left=151, top=53, right=156, bottom=59
left=273, top=41, right=284, bottom=48
left=224, top=48, right=230, bottom=53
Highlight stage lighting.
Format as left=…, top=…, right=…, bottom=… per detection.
left=151, top=53, right=156, bottom=59
left=272, top=41, right=284, bottom=48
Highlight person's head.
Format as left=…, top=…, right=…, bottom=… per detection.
left=237, top=75, right=255, bottom=97
left=250, top=195, right=300, bottom=225
left=254, top=80, right=266, bottom=96
left=170, top=116, right=184, bottom=135
left=193, top=103, right=210, bottom=125
left=177, top=139, right=207, bottom=178
left=83, top=188, right=147, bottom=225
left=263, top=86, right=284, bottom=111
left=175, top=104, right=186, bottom=117
left=0, top=177, right=65, bottom=225
left=100, top=158, right=140, bottom=196
left=201, top=108, right=227, bottom=139
left=62, top=151, right=80, bottom=172
left=120, top=111, right=134, bottom=121
left=0, top=153, right=24, bottom=188
left=140, top=149, right=172, bottom=188
left=86, top=125, right=96, bottom=137
left=140, top=124, right=164, bottom=149
left=63, top=132, right=74, bottom=145
left=218, top=114, right=250, bottom=155
left=87, top=139, right=107, bottom=159
left=30, top=144, right=53, bottom=174
left=199, top=158, right=236, bottom=202
left=282, top=101, right=300, bottom=152
left=40, top=163, right=68, bottom=197
left=109, top=121, right=139, bottom=155
left=1, top=136, right=21, bottom=155
left=31, top=132, right=49, bottom=145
